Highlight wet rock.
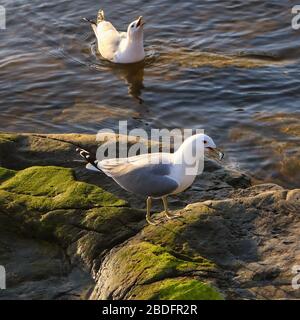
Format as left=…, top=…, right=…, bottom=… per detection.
left=90, top=186, right=299, bottom=300
left=0, top=133, right=298, bottom=300
left=0, top=164, right=144, bottom=299
left=0, top=230, right=92, bottom=300
left=159, top=48, right=284, bottom=69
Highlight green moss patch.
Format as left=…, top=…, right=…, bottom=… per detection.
left=0, top=166, right=137, bottom=246
left=0, top=166, right=126, bottom=211
left=0, top=133, right=19, bottom=143
left=112, top=241, right=215, bottom=286
left=141, top=205, right=216, bottom=263
left=131, top=278, right=223, bottom=300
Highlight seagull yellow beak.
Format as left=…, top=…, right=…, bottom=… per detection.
left=136, top=16, right=144, bottom=27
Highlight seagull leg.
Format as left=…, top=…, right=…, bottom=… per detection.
left=146, top=196, right=156, bottom=225
left=162, top=196, right=172, bottom=219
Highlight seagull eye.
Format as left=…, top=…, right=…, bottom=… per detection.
left=131, top=24, right=134, bottom=28
left=204, top=140, right=207, bottom=144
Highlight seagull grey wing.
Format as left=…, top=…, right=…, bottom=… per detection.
left=114, top=163, right=179, bottom=197
left=98, top=155, right=178, bottom=197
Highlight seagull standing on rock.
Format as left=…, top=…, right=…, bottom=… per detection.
left=76, top=134, right=224, bottom=225
left=84, top=9, right=145, bottom=64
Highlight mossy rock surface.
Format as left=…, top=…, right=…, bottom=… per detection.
left=130, top=278, right=223, bottom=300
left=91, top=184, right=300, bottom=300
left=90, top=238, right=221, bottom=300
left=111, top=241, right=214, bottom=284
left=0, top=165, right=144, bottom=271
left=0, top=165, right=223, bottom=300
left=0, top=165, right=126, bottom=210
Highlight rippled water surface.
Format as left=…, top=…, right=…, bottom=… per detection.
left=1, top=0, right=300, bottom=188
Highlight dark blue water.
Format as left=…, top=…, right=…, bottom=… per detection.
left=0, top=0, right=299, bottom=187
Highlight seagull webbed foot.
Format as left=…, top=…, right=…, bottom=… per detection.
left=165, top=210, right=173, bottom=220
left=162, top=196, right=179, bottom=220
left=146, top=215, right=158, bottom=225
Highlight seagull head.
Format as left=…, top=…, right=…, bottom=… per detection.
left=127, top=16, right=144, bottom=40
left=202, top=134, right=224, bottom=161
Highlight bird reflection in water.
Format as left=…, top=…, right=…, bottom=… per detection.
left=110, top=61, right=145, bottom=104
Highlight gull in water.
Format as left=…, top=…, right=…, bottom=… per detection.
left=84, top=9, right=145, bottom=64
left=76, top=134, right=224, bottom=225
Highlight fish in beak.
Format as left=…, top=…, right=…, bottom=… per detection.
left=207, top=147, right=224, bottom=161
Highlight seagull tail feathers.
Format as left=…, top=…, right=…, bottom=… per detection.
left=82, top=17, right=97, bottom=26
left=97, top=9, right=105, bottom=24
left=82, top=17, right=98, bottom=37
left=83, top=10, right=104, bottom=38
left=76, top=147, right=101, bottom=172
left=85, top=163, right=101, bottom=172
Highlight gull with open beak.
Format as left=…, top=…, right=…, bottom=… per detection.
left=76, top=133, right=224, bottom=225
left=84, top=10, right=145, bottom=64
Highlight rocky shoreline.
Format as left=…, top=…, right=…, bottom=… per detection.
left=0, top=133, right=299, bottom=300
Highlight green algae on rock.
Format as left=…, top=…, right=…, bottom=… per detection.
left=130, top=278, right=223, bottom=300
left=0, top=166, right=126, bottom=211
left=110, top=241, right=215, bottom=284
left=139, top=204, right=217, bottom=264
left=0, top=133, right=19, bottom=143
left=90, top=237, right=221, bottom=300
left=0, top=165, right=144, bottom=268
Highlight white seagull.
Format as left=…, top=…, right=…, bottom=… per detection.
left=76, top=134, right=224, bottom=225
left=84, top=9, right=145, bottom=64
